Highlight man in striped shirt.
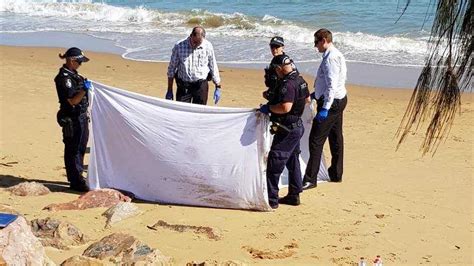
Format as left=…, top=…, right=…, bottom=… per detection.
left=166, top=26, right=222, bottom=105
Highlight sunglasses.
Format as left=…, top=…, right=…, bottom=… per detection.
left=314, top=38, right=323, bottom=46
left=270, top=44, right=281, bottom=49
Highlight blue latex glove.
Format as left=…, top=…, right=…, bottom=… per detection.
left=83, top=79, right=92, bottom=91
left=165, top=90, right=173, bottom=100
left=315, top=108, right=329, bottom=122
left=213, top=86, right=221, bottom=104
left=258, top=104, right=270, bottom=115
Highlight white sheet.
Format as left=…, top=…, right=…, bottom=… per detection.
left=87, top=81, right=328, bottom=211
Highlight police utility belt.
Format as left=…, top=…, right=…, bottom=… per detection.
left=270, top=118, right=303, bottom=135
left=57, top=110, right=88, bottom=138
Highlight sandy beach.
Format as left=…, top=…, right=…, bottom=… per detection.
left=0, top=45, right=472, bottom=265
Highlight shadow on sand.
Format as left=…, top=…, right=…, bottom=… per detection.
left=0, top=174, right=81, bottom=195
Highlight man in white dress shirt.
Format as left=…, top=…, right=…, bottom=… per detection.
left=166, top=26, right=222, bottom=105
left=303, top=28, right=348, bottom=190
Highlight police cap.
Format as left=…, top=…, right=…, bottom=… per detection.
left=270, top=54, right=291, bottom=68
left=63, top=47, right=90, bottom=62
left=269, top=36, right=284, bottom=47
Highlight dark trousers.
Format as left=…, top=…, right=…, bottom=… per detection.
left=176, top=77, right=209, bottom=105
left=267, top=125, right=304, bottom=206
left=63, top=114, right=89, bottom=185
left=304, top=96, right=347, bottom=183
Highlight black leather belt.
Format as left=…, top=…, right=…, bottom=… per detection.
left=317, top=96, right=347, bottom=103
left=181, top=79, right=206, bottom=86
left=270, top=118, right=303, bottom=134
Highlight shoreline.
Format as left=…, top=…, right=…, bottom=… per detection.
left=1, top=45, right=472, bottom=265
left=0, top=31, right=424, bottom=89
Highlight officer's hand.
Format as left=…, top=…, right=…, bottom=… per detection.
left=315, top=108, right=329, bottom=122
left=213, top=85, right=221, bottom=105
left=310, top=92, right=316, bottom=100
left=165, top=90, right=173, bottom=100
left=258, top=104, right=270, bottom=115
left=83, top=79, right=92, bottom=92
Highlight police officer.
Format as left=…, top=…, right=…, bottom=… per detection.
left=263, top=36, right=298, bottom=104
left=54, top=47, right=92, bottom=192
left=258, top=54, right=310, bottom=209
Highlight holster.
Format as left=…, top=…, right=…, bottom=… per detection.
left=57, top=110, right=74, bottom=138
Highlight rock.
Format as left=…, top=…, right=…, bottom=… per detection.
left=102, top=202, right=141, bottom=228
left=60, top=255, right=104, bottom=266
left=43, top=189, right=131, bottom=211
left=7, top=181, right=50, bottom=196
left=83, top=233, right=172, bottom=264
left=0, top=216, right=53, bottom=265
left=0, top=204, right=20, bottom=215
left=30, top=218, right=88, bottom=250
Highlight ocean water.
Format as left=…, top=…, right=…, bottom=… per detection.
left=0, top=0, right=437, bottom=88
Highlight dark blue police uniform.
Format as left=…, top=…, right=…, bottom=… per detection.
left=54, top=65, right=89, bottom=190
left=266, top=70, right=309, bottom=208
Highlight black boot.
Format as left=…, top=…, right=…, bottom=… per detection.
left=278, top=194, right=300, bottom=206
left=70, top=177, right=89, bottom=192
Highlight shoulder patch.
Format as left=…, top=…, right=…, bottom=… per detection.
left=62, top=72, right=69, bottom=76
left=65, top=78, right=72, bottom=88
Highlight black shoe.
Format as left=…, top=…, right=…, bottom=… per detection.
left=302, top=181, right=317, bottom=190
left=269, top=203, right=279, bottom=209
left=330, top=178, right=342, bottom=183
left=278, top=195, right=300, bottom=206
left=70, top=179, right=89, bottom=192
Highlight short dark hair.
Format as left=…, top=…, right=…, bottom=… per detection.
left=314, top=28, right=332, bottom=43
left=191, top=26, right=206, bottom=38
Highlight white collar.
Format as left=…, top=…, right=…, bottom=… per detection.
left=322, top=44, right=334, bottom=59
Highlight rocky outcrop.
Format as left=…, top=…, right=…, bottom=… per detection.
left=43, top=189, right=131, bottom=211
left=0, top=216, right=54, bottom=265
left=7, top=181, right=50, bottom=196
left=30, top=218, right=88, bottom=249
left=83, top=233, right=172, bottom=264
left=102, top=202, right=141, bottom=228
